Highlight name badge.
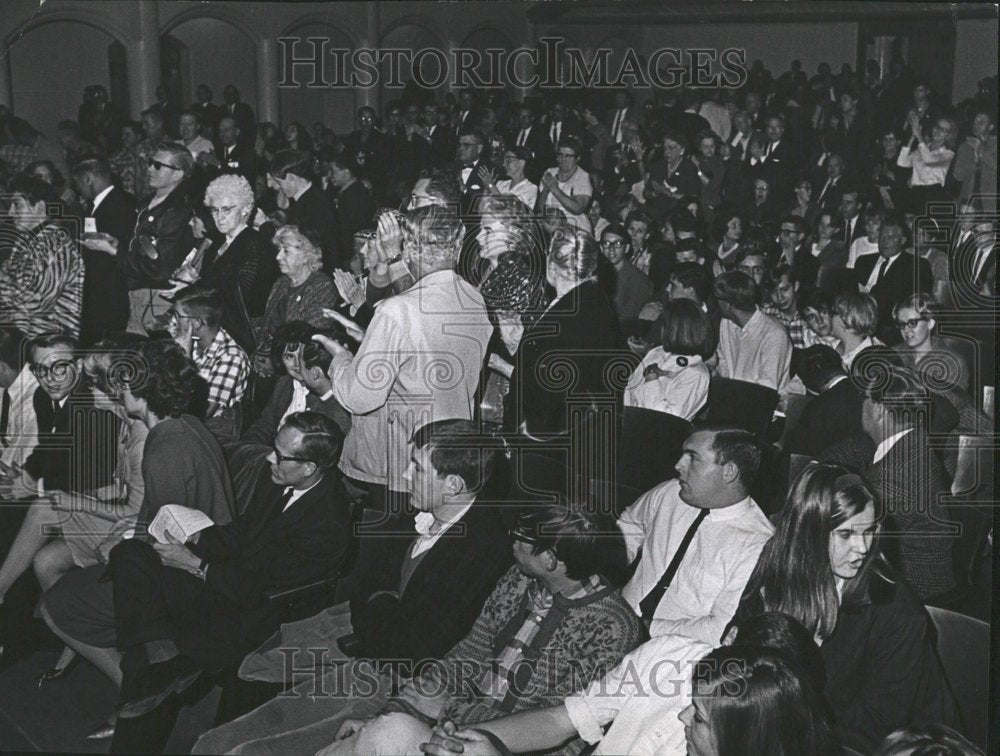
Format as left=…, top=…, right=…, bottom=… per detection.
left=84, top=217, right=97, bottom=234
left=229, top=160, right=240, bottom=168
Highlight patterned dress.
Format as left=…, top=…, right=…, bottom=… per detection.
left=0, top=221, right=84, bottom=338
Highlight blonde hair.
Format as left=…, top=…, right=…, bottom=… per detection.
left=834, top=292, right=879, bottom=337
left=547, top=227, right=599, bottom=280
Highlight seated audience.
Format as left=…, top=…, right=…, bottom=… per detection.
left=238, top=497, right=640, bottom=756
left=0, top=325, right=39, bottom=472
left=762, top=264, right=808, bottom=348
left=714, top=270, right=793, bottom=393
left=729, top=463, right=957, bottom=752
left=40, top=340, right=235, bottom=720
left=421, top=612, right=832, bottom=756
left=625, top=299, right=715, bottom=420
left=799, top=287, right=841, bottom=349
left=847, top=206, right=883, bottom=269
left=539, top=136, right=593, bottom=231
left=618, top=427, right=773, bottom=641
left=108, top=412, right=351, bottom=752
left=893, top=293, right=969, bottom=393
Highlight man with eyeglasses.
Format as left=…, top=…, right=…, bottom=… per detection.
left=601, top=223, right=653, bottom=323
left=106, top=412, right=351, bottom=746
left=777, top=214, right=820, bottom=289
left=193, top=419, right=513, bottom=754
left=1, top=332, right=116, bottom=501
left=118, top=143, right=196, bottom=335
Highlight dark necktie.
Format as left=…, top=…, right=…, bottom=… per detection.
left=844, top=219, right=852, bottom=246
left=873, top=256, right=889, bottom=287
left=0, top=390, right=10, bottom=446
left=277, top=487, right=295, bottom=514
left=638, top=508, right=710, bottom=625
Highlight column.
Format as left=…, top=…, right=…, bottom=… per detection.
left=128, top=0, right=161, bottom=118
left=0, top=54, right=12, bottom=111
left=256, top=37, right=280, bottom=124
left=357, top=3, right=381, bottom=114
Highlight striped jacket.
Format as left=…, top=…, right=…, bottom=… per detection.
left=0, top=220, right=84, bottom=338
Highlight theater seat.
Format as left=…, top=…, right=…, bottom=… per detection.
left=619, top=407, right=691, bottom=494
left=926, top=605, right=989, bottom=749
left=698, top=377, right=779, bottom=438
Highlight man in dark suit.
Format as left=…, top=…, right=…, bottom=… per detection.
left=424, top=102, right=456, bottom=169
left=191, top=84, right=221, bottom=141
left=221, top=85, right=256, bottom=149
left=861, top=368, right=956, bottom=604
left=72, top=155, right=136, bottom=344
left=786, top=345, right=865, bottom=457
left=510, top=105, right=552, bottom=182
left=268, top=149, right=340, bottom=272
left=543, top=101, right=583, bottom=154
left=607, top=90, right=641, bottom=144
left=452, top=90, right=477, bottom=135
left=777, top=215, right=821, bottom=289
left=839, top=187, right=866, bottom=248
left=855, top=213, right=933, bottom=342
left=108, top=412, right=351, bottom=729
left=814, top=153, right=847, bottom=213
left=328, top=154, right=374, bottom=269
left=456, top=130, right=490, bottom=282
left=206, top=116, right=256, bottom=185
left=345, top=419, right=511, bottom=667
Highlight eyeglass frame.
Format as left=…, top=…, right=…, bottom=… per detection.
left=206, top=204, right=239, bottom=216
left=147, top=157, right=182, bottom=172
left=601, top=239, right=626, bottom=249
left=896, top=316, right=928, bottom=331
left=29, top=359, right=79, bottom=380
left=271, top=445, right=312, bottom=465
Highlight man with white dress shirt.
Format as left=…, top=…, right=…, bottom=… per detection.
left=618, top=427, right=774, bottom=643
left=178, top=111, right=214, bottom=159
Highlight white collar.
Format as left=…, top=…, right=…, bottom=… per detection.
left=873, top=427, right=914, bottom=464
left=292, top=181, right=312, bottom=202
left=91, top=185, right=114, bottom=212
left=282, top=477, right=322, bottom=512
left=704, top=495, right=755, bottom=522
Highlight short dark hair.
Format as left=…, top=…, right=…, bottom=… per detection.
left=733, top=611, right=827, bottom=692
left=271, top=320, right=317, bottom=375
left=28, top=331, right=79, bottom=360
left=600, top=222, right=627, bottom=242
left=702, top=426, right=763, bottom=491
left=658, top=299, right=716, bottom=359
left=779, top=215, right=807, bottom=236
left=793, top=345, right=845, bottom=393
left=557, top=135, right=584, bottom=156
left=8, top=175, right=59, bottom=207
left=798, top=287, right=834, bottom=317
left=714, top=270, right=760, bottom=311
left=330, top=153, right=359, bottom=177
left=281, top=411, right=344, bottom=470
left=670, top=262, right=713, bottom=303
left=410, top=419, right=498, bottom=494
left=179, top=109, right=202, bottom=126
left=517, top=496, right=628, bottom=583
left=130, top=339, right=205, bottom=418
left=172, top=286, right=224, bottom=330
left=269, top=149, right=314, bottom=181
left=71, top=154, right=112, bottom=182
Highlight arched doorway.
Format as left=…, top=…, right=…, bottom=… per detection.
left=166, top=16, right=256, bottom=117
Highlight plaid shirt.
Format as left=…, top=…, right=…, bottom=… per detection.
left=763, top=304, right=807, bottom=349
left=480, top=575, right=604, bottom=708
left=0, top=144, right=39, bottom=176
left=194, top=328, right=249, bottom=415
left=110, top=146, right=141, bottom=196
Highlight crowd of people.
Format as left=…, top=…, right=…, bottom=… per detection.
left=0, top=52, right=995, bottom=755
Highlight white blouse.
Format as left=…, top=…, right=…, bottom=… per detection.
left=625, top=348, right=710, bottom=420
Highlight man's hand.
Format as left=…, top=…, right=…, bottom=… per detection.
left=153, top=534, right=202, bottom=574
left=496, top=311, right=524, bottom=355
left=399, top=668, right=451, bottom=720
left=321, top=308, right=366, bottom=342
left=421, top=720, right=501, bottom=756
left=332, top=270, right=366, bottom=310
left=373, top=212, right=403, bottom=269
left=81, top=233, right=119, bottom=255
left=477, top=165, right=498, bottom=191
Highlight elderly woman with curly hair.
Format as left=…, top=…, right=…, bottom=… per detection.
left=39, top=339, right=235, bottom=736
left=254, top=225, right=338, bottom=375
left=0, top=175, right=84, bottom=338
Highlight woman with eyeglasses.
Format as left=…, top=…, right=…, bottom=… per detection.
left=483, top=145, right=538, bottom=211
left=788, top=178, right=821, bottom=230
left=728, top=463, right=957, bottom=753
left=538, top=136, right=593, bottom=231
left=644, top=129, right=701, bottom=219
left=40, top=338, right=236, bottom=739
left=0, top=175, right=84, bottom=339
left=892, top=294, right=969, bottom=394
left=119, top=142, right=196, bottom=334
